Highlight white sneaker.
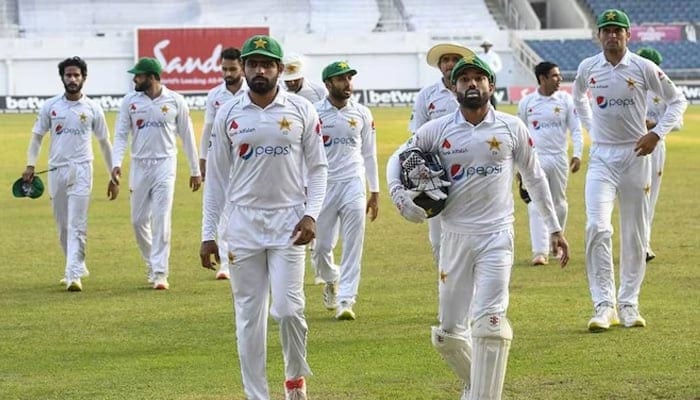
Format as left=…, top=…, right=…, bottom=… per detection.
left=284, top=377, right=307, bottom=400
left=153, top=273, right=169, bottom=290
left=335, top=301, right=356, bottom=320
left=66, top=279, right=82, bottom=292
left=60, top=268, right=90, bottom=285
left=146, top=268, right=155, bottom=284
left=323, top=282, right=337, bottom=310
left=588, top=303, right=619, bottom=332
left=619, top=304, right=646, bottom=328
left=532, top=253, right=548, bottom=266
left=215, top=266, right=230, bottom=280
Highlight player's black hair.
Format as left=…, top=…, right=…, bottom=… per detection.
left=221, top=47, right=242, bottom=62
left=58, top=56, right=88, bottom=77
left=534, top=61, right=558, bottom=85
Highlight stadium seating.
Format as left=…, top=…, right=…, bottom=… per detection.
left=582, top=0, right=700, bottom=24
left=401, top=0, right=500, bottom=33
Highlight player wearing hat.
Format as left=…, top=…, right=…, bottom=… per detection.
left=20, top=56, right=116, bottom=292
left=573, top=9, right=687, bottom=331
left=111, top=57, right=202, bottom=290
left=388, top=55, right=569, bottom=400
left=478, top=40, right=502, bottom=108
left=200, top=35, right=327, bottom=400
left=312, top=61, right=379, bottom=321
left=636, top=47, right=683, bottom=262
left=409, top=43, right=475, bottom=268
left=281, top=53, right=327, bottom=103
left=517, top=61, right=583, bottom=266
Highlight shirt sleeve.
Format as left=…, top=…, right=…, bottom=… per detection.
left=408, top=89, right=429, bottom=134
left=92, top=103, right=114, bottom=173
left=199, top=122, right=213, bottom=160
left=112, top=96, right=132, bottom=169
left=201, top=107, right=232, bottom=241
left=27, top=102, right=51, bottom=165
left=360, top=107, right=379, bottom=193
left=387, top=120, right=439, bottom=193
left=644, top=64, right=688, bottom=138
left=175, top=95, right=201, bottom=177
left=301, top=105, right=328, bottom=220
left=565, top=94, right=584, bottom=158
left=516, top=95, right=528, bottom=124
left=572, top=61, right=593, bottom=133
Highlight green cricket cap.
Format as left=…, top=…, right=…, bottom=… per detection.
left=240, top=35, right=283, bottom=61
left=637, top=47, right=663, bottom=66
left=12, top=176, right=44, bottom=199
left=597, top=9, right=631, bottom=29
left=451, top=54, right=495, bottom=84
left=322, top=61, right=357, bottom=81
left=128, top=57, right=162, bottom=75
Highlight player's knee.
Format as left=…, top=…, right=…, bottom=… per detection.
left=471, top=313, right=513, bottom=341
left=586, top=220, right=612, bottom=237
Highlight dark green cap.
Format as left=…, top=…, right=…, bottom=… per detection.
left=322, top=61, right=357, bottom=81
left=128, top=57, right=163, bottom=75
left=450, top=54, right=495, bottom=84
left=240, top=35, right=283, bottom=61
left=12, top=176, right=44, bottom=199
left=637, top=47, right=662, bottom=66
left=597, top=9, right=631, bottom=29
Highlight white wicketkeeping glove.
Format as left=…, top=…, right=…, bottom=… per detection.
left=390, top=185, right=427, bottom=223
left=406, top=163, right=451, bottom=201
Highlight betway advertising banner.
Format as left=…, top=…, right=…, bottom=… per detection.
left=135, top=27, right=269, bottom=92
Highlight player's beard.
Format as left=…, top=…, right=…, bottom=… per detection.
left=134, top=80, right=152, bottom=92
left=247, top=75, right=277, bottom=94
left=456, top=88, right=490, bottom=109
left=224, top=75, right=241, bottom=87
left=329, top=85, right=351, bottom=102
left=64, top=82, right=83, bottom=95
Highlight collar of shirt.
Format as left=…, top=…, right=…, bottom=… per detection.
left=599, top=47, right=632, bottom=68
left=452, top=106, right=496, bottom=127
left=317, top=97, right=356, bottom=112
left=239, top=86, right=289, bottom=109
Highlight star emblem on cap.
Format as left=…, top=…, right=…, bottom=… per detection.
left=253, top=37, right=267, bottom=48
left=463, top=54, right=475, bottom=63
left=605, top=11, right=617, bottom=20
left=348, top=118, right=357, bottom=128
left=338, top=61, right=349, bottom=69
left=79, top=113, right=87, bottom=122
left=279, top=117, right=291, bottom=131
left=161, top=105, right=169, bottom=114
left=626, top=78, right=636, bottom=88
left=286, top=64, right=298, bottom=73
left=486, top=136, right=502, bottom=151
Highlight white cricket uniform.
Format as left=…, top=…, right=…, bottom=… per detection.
left=199, top=81, right=248, bottom=160
left=29, top=94, right=112, bottom=282
left=645, top=92, right=682, bottom=252
left=202, top=89, right=327, bottom=400
left=112, top=86, right=200, bottom=279
left=388, top=107, right=561, bottom=335
left=312, top=98, right=379, bottom=307
left=573, top=50, right=687, bottom=308
left=283, top=79, right=327, bottom=103
left=517, top=90, right=583, bottom=256
left=408, top=79, right=459, bottom=264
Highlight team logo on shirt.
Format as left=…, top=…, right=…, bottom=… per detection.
left=348, top=118, right=358, bottom=128
left=238, top=143, right=291, bottom=159
left=553, top=106, right=561, bottom=114
left=441, top=139, right=451, bottom=149
left=129, top=103, right=137, bottom=112
left=79, top=113, right=87, bottom=123
left=161, top=105, right=169, bottom=114
left=428, top=102, right=436, bottom=111
left=653, top=96, right=661, bottom=104
left=626, top=78, right=636, bottom=89
left=486, top=136, right=502, bottom=151
left=595, top=96, right=635, bottom=109
left=278, top=117, right=292, bottom=132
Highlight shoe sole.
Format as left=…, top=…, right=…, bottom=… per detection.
left=67, top=283, right=82, bottom=292
left=336, top=311, right=356, bottom=320
left=623, top=319, right=646, bottom=328
left=153, top=284, right=169, bottom=290
left=215, top=274, right=230, bottom=280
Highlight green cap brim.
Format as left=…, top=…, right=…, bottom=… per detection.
left=241, top=49, right=282, bottom=61
left=325, top=69, right=357, bottom=81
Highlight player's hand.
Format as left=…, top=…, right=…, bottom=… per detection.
left=407, top=163, right=451, bottom=200
left=390, top=186, right=427, bottom=223
left=550, top=231, right=570, bottom=268
left=199, top=240, right=219, bottom=270
left=110, top=167, right=121, bottom=185
left=570, top=157, right=581, bottom=173
left=107, top=180, right=119, bottom=200
left=190, top=175, right=202, bottom=192
left=366, top=192, right=379, bottom=222
left=634, top=132, right=660, bottom=157
left=290, top=215, right=316, bottom=245
left=22, top=166, right=35, bottom=182
left=199, top=159, right=206, bottom=182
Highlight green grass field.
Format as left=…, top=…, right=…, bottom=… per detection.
left=1, top=105, right=698, bottom=400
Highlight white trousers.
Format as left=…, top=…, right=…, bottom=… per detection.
left=647, top=140, right=666, bottom=251
left=129, top=157, right=176, bottom=276
left=428, top=215, right=442, bottom=265
left=439, top=228, right=514, bottom=336
left=49, top=162, right=92, bottom=281
left=585, top=144, right=651, bottom=308
left=313, top=177, right=366, bottom=306
left=220, top=204, right=311, bottom=400
left=527, top=153, right=569, bottom=255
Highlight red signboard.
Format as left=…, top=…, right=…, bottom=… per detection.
left=135, top=27, right=269, bottom=92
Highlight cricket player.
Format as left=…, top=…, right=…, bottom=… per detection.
left=517, top=61, right=583, bottom=266
left=409, top=42, right=475, bottom=266
left=21, top=56, right=116, bottom=292
left=312, top=61, right=379, bottom=321
left=573, top=9, right=687, bottom=332
left=198, top=46, right=247, bottom=281
left=388, top=55, right=569, bottom=400
left=636, top=47, right=683, bottom=262
left=477, top=40, right=502, bottom=108
left=281, top=53, right=327, bottom=103
left=200, top=35, right=327, bottom=400
left=111, top=57, right=202, bottom=291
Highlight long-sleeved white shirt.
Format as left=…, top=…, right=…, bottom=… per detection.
left=408, top=79, right=458, bottom=134
left=200, top=81, right=248, bottom=159
left=283, top=79, right=328, bottom=103
left=646, top=91, right=683, bottom=133
left=517, top=90, right=583, bottom=158
left=112, top=86, right=200, bottom=176
left=29, top=94, right=112, bottom=171
left=387, top=108, right=561, bottom=235
left=314, top=98, right=379, bottom=192
left=572, top=50, right=687, bottom=145
left=201, top=89, right=328, bottom=241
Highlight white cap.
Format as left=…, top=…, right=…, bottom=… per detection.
left=282, top=53, right=304, bottom=81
